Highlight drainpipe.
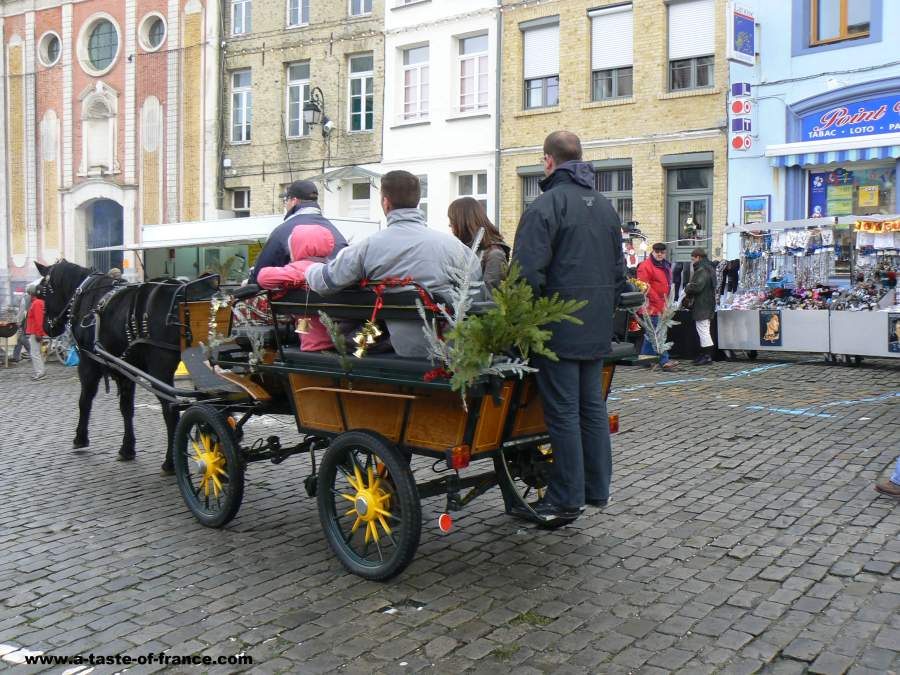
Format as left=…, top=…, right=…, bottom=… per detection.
left=493, top=3, right=503, bottom=230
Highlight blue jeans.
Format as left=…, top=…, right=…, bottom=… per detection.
left=891, top=455, right=900, bottom=485
left=533, top=356, right=612, bottom=510
left=640, top=315, right=670, bottom=366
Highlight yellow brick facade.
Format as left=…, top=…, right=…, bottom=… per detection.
left=222, top=0, right=384, bottom=216
left=499, top=0, right=728, bottom=259
left=7, top=43, right=26, bottom=258
left=181, top=7, right=204, bottom=223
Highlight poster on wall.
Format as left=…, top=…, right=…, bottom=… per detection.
left=889, top=314, right=900, bottom=353
left=859, top=185, right=880, bottom=208
left=827, top=185, right=854, bottom=216
left=760, top=310, right=782, bottom=347
left=808, top=173, right=827, bottom=217
left=741, top=195, right=770, bottom=225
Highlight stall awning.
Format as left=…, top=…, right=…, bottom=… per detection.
left=89, top=214, right=380, bottom=252
left=766, top=132, right=900, bottom=167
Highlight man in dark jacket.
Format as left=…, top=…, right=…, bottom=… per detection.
left=513, top=130, right=626, bottom=523
left=684, top=247, right=717, bottom=365
left=248, top=180, right=347, bottom=283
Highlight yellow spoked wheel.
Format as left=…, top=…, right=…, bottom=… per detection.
left=190, top=432, right=227, bottom=499
left=173, top=404, right=245, bottom=528
left=318, top=432, right=420, bottom=581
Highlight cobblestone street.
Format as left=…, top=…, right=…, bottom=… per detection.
left=0, top=354, right=898, bottom=674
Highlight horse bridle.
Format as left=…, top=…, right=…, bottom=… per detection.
left=44, top=273, right=99, bottom=333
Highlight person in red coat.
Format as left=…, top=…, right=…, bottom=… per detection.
left=636, top=243, right=677, bottom=370
left=25, top=286, right=46, bottom=380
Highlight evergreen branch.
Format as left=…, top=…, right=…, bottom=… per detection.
left=318, top=311, right=353, bottom=373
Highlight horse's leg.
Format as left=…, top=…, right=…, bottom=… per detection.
left=116, top=376, right=137, bottom=461
left=74, top=361, right=101, bottom=449
left=159, top=397, right=180, bottom=475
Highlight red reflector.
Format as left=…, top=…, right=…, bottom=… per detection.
left=449, top=445, right=471, bottom=470
left=609, top=414, right=620, bottom=434
left=438, top=513, right=453, bottom=533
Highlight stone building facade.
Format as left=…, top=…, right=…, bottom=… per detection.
left=221, top=0, right=384, bottom=221
left=0, top=0, right=220, bottom=301
left=499, top=0, right=729, bottom=261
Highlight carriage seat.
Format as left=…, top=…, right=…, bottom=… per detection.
left=231, top=324, right=279, bottom=350
left=279, top=348, right=439, bottom=380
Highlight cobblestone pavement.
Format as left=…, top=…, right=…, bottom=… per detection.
left=0, top=353, right=898, bottom=674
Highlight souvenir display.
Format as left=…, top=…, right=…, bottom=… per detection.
left=720, top=217, right=900, bottom=359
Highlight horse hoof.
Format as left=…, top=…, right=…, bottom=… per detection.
left=161, top=462, right=175, bottom=476
left=73, top=439, right=89, bottom=450
left=117, top=451, right=136, bottom=462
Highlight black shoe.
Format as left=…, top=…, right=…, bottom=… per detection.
left=693, top=354, right=712, bottom=365
left=585, top=498, right=609, bottom=508
left=531, top=499, right=580, bottom=521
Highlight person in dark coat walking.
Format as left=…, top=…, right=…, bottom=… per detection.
left=513, top=130, right=626, bottom=523
left=448, top=197, right=510, bottom=291
left=684, top=247, right=717, bottom=365
left=248, top=180, right=348, bottom=284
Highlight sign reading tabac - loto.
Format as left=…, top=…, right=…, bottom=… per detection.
left=801, top=94, right=900, bottom=141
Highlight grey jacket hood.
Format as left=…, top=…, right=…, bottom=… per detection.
left=540, top=161, right=596, bottom=192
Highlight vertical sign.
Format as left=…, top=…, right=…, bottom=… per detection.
left=730, top=83, right=753, bottom=152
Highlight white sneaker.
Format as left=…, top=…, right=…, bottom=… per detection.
left=31, top=373, right=46, bottom=381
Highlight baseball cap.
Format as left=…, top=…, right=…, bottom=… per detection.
left=283, top=180, right=318, bottom=202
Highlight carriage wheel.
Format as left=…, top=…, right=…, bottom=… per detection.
left=317, top=431, right=420, bottom=581
left=494, top=445, right=569, bottom=530
left=173, top=404, right=245, bottom=528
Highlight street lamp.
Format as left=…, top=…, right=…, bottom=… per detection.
left=303, top=86, right=333, bottom=137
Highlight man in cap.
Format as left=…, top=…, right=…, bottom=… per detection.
left=248, top=179, right=347, bottom=284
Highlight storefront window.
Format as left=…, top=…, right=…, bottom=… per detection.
left=806, top=165, right=896, bottom=274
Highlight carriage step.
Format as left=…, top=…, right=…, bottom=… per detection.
left=181, top=347, right=247, bottom=395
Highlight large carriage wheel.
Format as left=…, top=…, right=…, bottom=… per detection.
left=173, top=404, right=245, bottom=528
left=317, top=431, right=421, bottom=581
left=495, top=445, right=570, bottom=529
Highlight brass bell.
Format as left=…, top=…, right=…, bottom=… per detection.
left=295, top=317, right=312, bottom=334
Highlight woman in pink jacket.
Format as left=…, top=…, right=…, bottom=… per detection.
left=256, top=224, right=335, bottom=352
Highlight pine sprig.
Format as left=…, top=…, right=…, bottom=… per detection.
left=318, top=311, right=353, bottom=373
left=439, top=263, right=587, bottom=399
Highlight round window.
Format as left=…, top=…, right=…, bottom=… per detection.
left=88, top=20, right=118, bottom=71
left=139, top=14, right=167, bottom=52
left=38, top=32, right=61, bottom=67
left=147, top=18, right=165, bottom=48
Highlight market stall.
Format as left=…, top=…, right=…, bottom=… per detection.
left=718, top=215, right=899, bottom=362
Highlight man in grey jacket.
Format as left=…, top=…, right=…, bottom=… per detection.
left=305, top=171, right=483, bottom=358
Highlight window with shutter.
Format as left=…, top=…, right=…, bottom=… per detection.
left=522, top=22, right=560, bottom=109
left=667, top=0, right=715, bottom=91
left=590, top=5, right=633, bottom=101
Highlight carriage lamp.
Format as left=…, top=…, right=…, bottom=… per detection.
left=447, top=444, right=471, bottom=470
left=303, top=87, right=333, bottom=138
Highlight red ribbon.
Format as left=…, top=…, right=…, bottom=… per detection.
left=423, top=367, right=450, bottom=382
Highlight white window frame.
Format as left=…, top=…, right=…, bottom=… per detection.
left=401, top=45, right=429, bottom=122
left=457, top=171, right=489, bottom=213
left=349, top=181, right=372, bottom=218
left=287, top=0, right=310, bottom=28
left=231, top=69, right=252, bottom=144
left=232, top=0, right=251, bottom=36
left=348, top=54, right=374, bottom=133
left=349, top=0, right=373, bottom=17
left=417, top=174, right=428, bottom=219
left=285, top=62, right=310, bottom=139
left=232, top=188, right=250, bottom=215
left=457, top=33, right=489, bottom=114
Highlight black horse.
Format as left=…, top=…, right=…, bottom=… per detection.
left=36, top=260, right=211, bottom=473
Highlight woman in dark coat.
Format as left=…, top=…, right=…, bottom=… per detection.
left=448, top=197, right=510, bottom=291
left=684, top=247, right=717, bottom=365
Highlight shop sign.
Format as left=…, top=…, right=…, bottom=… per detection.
left=730, top=83, right=753, bottom=152
left=726, top=3, right=755, bottom=66
left=760, top=310, right=782, bottom=347
left=801, top=93, right=900, bottom=141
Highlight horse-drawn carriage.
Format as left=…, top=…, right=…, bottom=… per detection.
left=38, top=261, right=640, bottom=580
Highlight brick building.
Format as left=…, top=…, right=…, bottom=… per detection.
left=0, top=0, right=220, bottom=301
left=498, top=0, right=729, bottom=261
left=221, top=0, right=384, bottom=222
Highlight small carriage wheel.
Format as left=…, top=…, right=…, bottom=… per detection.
left=173, top=404, right=245, bottom=528
left=317, top=431, right=421, bottom=581
left=494, top=445, right=569, bottom=530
